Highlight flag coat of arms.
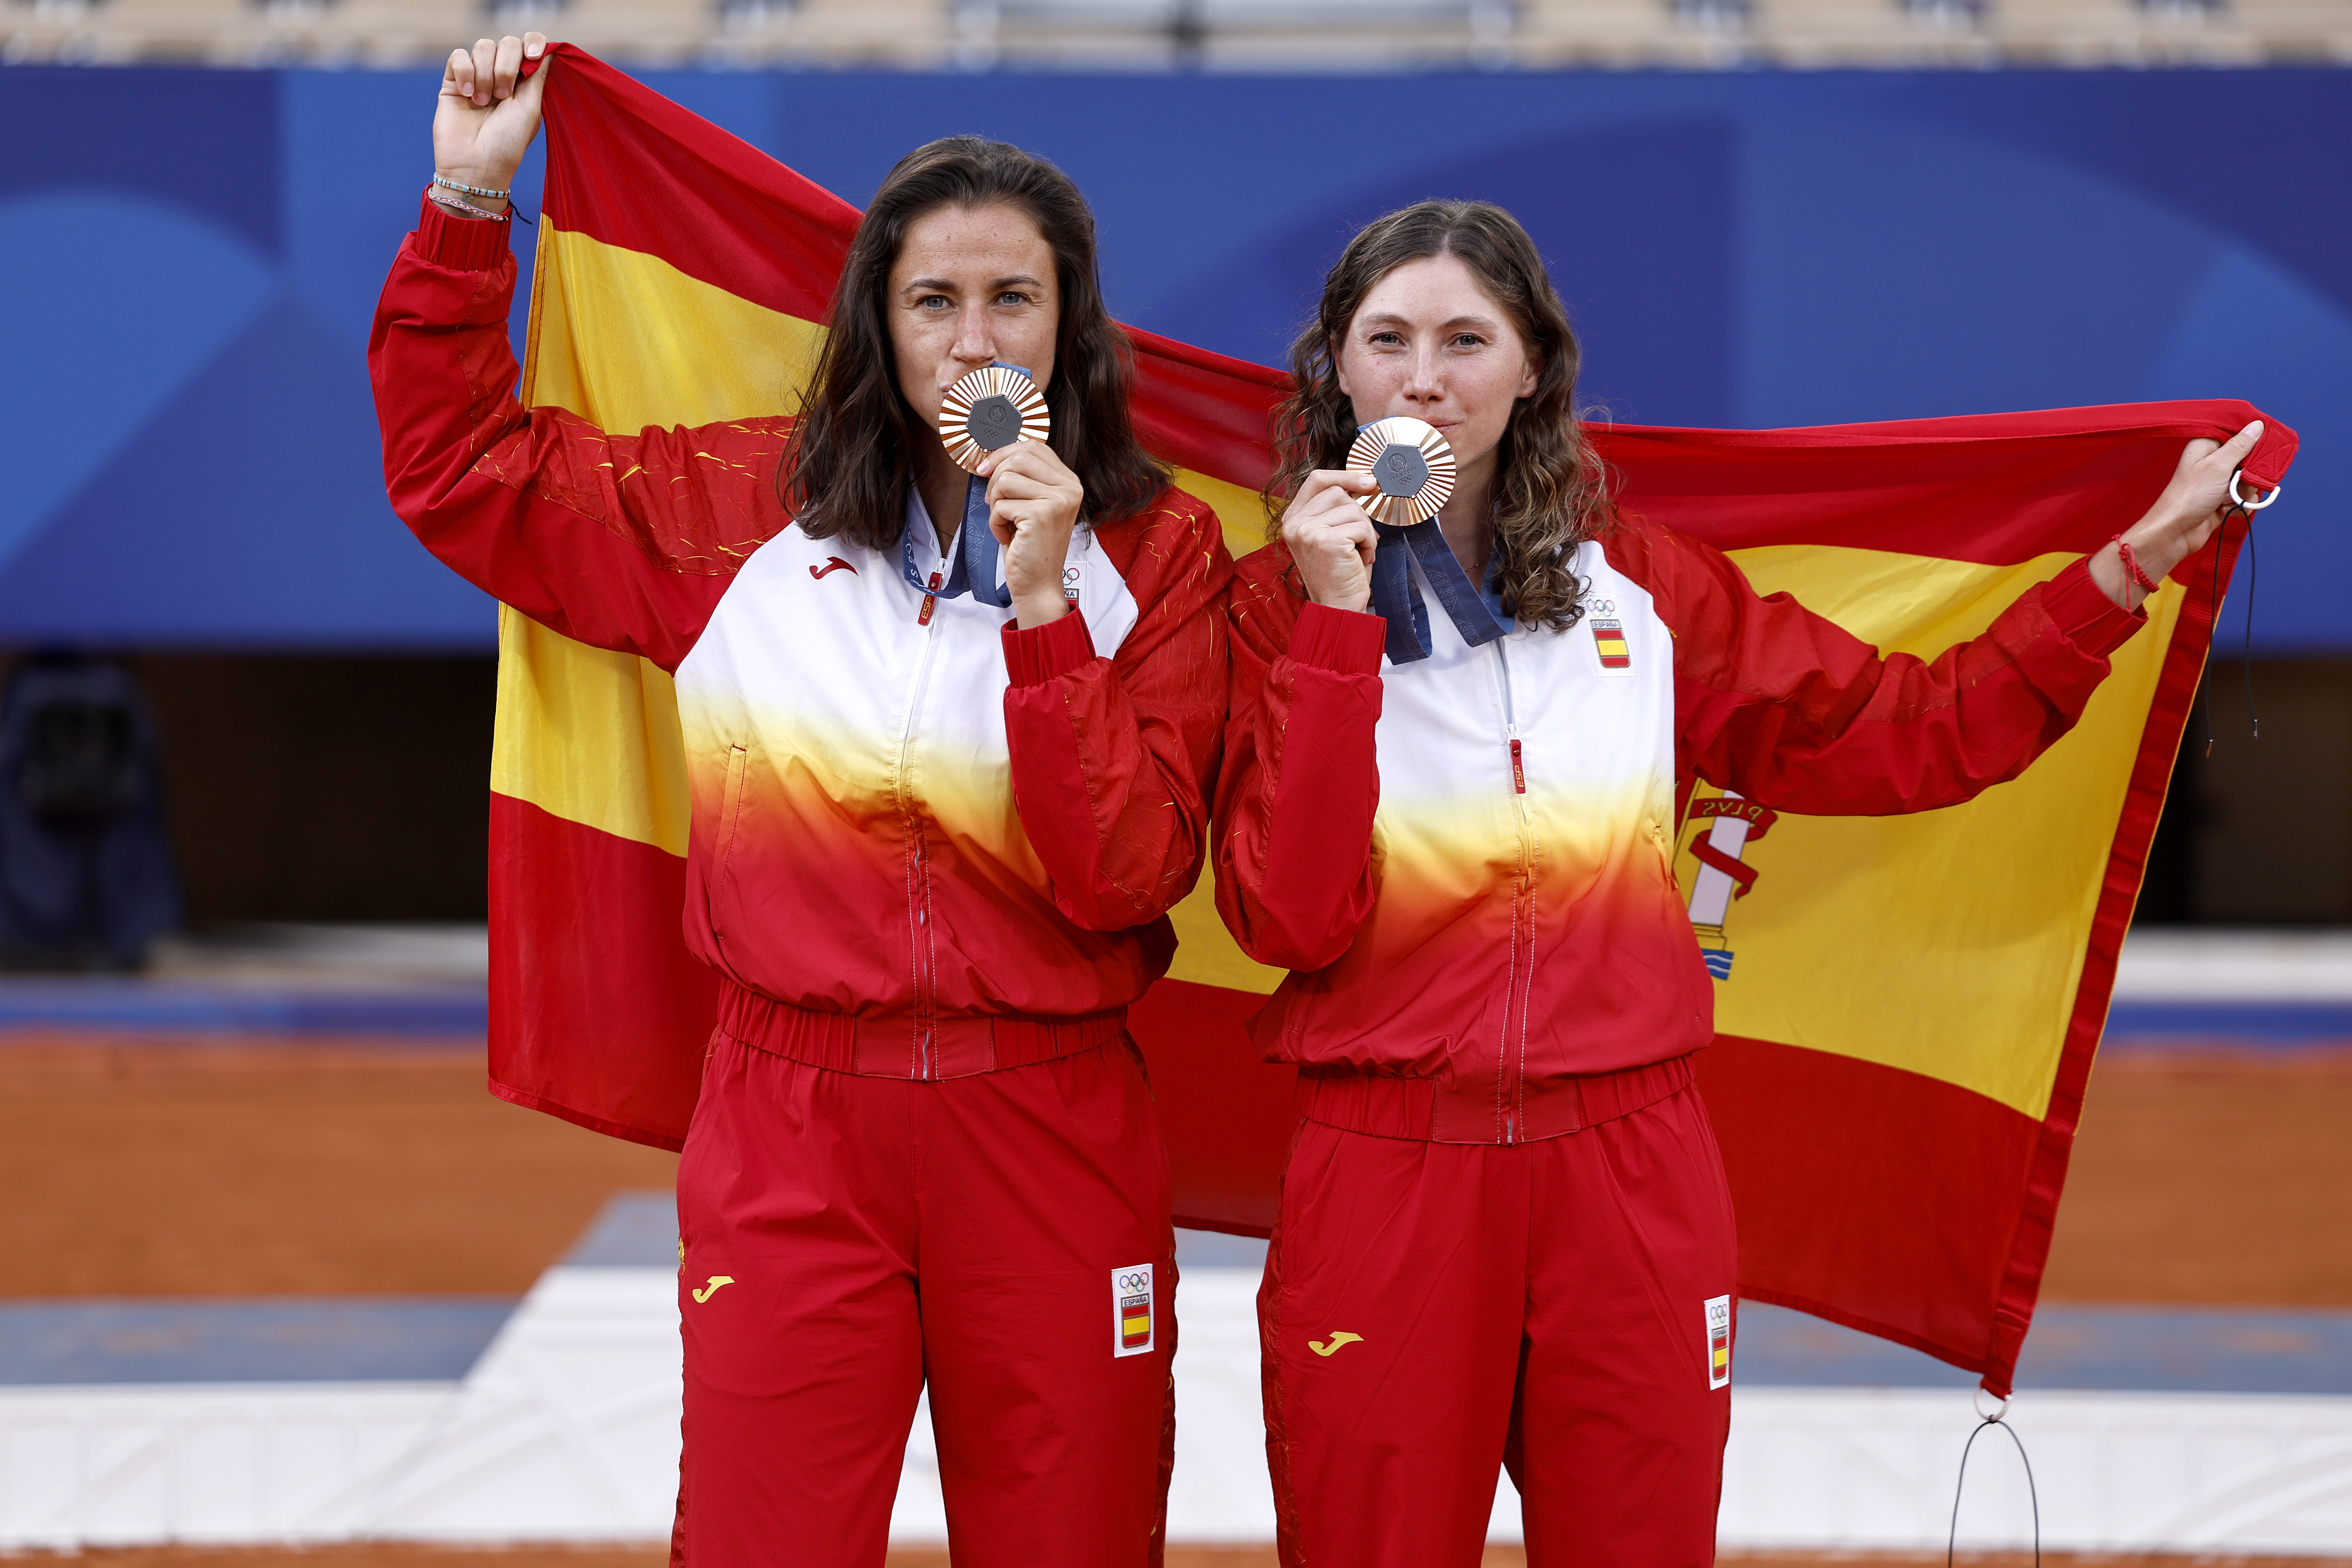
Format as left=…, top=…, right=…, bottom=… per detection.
left=436, top=46, right=2294, bottom=1398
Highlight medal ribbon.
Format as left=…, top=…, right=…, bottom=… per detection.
left=960, top=476, right=1011, bottom=608
left=1367, top=519, right=1514, bottom=664
left=896, top=478, right=1012, bottom=607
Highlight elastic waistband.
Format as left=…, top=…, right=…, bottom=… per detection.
left=1296, top=1053, right=1696, bottom=1144
left=716, top=983, right=1127, bottom=1081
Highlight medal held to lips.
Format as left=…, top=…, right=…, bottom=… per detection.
left=938, top=364, right=1051, bottom=474
left=1346, top=416, right=1457, bottom=526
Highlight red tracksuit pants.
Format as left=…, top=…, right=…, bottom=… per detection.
left=1258, top=1081, right=1737, bottom=1567
left=673, top=1029, right=1178, bottom=1568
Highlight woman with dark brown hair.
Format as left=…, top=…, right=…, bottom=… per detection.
left=1213, top=199, right=2257, bottom=1567
left=372, top=34, right=1230, bottom=1566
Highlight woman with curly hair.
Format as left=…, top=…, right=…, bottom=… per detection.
left=1213, top=199, right=2258, bottom=1567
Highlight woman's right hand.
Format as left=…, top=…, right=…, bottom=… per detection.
left=432, top=33, right=551, bottom=210
left=1283, top=470, right=1381, bottom=614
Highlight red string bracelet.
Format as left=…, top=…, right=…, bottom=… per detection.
left=2111, top=535, right=2159, bottom=594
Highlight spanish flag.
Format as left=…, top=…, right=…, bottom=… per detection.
left=492, top=46, right=2294, bottom=1398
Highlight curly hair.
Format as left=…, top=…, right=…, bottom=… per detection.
left=782, top=136, right=1167, bottom=545
left=1264, top=200, right=1614, bottom=632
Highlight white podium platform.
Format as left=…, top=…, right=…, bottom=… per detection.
left=7, top=1254, right=2352, bottom=1555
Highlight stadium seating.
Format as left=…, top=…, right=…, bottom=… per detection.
left=5, top=0, right=2349, bottom=69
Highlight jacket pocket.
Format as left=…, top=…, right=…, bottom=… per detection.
left=1650, top=822, right=1679, bottom=893
left=711, top=745, right=749, bottom=942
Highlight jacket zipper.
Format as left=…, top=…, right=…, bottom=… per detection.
left=1492, top=640, right=1537, bottom=1143
left=897, top=549, right=949, bottom=1078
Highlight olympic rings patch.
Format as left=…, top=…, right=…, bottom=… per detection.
left=1111, top=1263, right=1156, bottom=1357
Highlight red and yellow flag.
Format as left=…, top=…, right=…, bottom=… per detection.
left=492, top=46, right=2294, bottom=1396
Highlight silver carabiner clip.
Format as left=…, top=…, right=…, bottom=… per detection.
left=2229, top=469, right=2283, bottom=510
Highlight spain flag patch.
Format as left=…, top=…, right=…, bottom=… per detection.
left=1706, top=1294, right=1733, bottom=1389
left=1112, top=1264, right=1155, bottom=1357
left=1592, top=617, right=1631, bottom=669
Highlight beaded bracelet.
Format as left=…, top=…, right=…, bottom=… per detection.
left=429, top=189, right=510, bottom=223
left=433, top=172, right=510, bottom=201
left=2111, top=534, right=2159, bottom=594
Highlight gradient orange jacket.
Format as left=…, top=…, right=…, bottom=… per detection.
left=371, top=198, right=1232, bottom=1065
left=1214, top=521, right=2144, bottom=1140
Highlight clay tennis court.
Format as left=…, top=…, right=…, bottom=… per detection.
left=4, top=1035, right=2345, bottom=1306
left=4, top=1033, right=2347, bottom=1568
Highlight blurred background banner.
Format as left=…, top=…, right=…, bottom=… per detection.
left=14, top=52, right=2347, bottom=933
left=1, top=62, right=2346, bottom=649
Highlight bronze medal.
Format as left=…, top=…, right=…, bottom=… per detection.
left=1346, top=416, right=1457, bottom=526
left=938, top=365, right=1051, bottom=474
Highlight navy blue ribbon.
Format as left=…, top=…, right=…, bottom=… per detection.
left=959, top=474, right=1011, bottom=607
left=1367, top=519, right=1514, bottom=664
left=895, top=473, right=1011, bottom=609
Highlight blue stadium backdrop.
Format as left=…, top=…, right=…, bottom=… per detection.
left=0, top=66, right=2345, bottom=648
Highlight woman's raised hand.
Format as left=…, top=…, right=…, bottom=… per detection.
left=980, top=441, right=1086, bottom=630
left=1283, top=471, right=1381, bottom=614
left=433, top=33, right=551, bottom=209
left=2094, top=421, right=2267, bottom=611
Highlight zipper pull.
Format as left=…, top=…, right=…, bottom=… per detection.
left=1508, top=736, right=1527, bottom=795
left=918, top=569, right=942, bottom=627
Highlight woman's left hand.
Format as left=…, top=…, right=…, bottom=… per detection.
left=2094, top=420, right=2267, bottom=612
left=980, top=440, right=1085, bottom=628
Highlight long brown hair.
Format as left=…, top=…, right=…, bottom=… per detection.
left=1266, top=200, right=1613, bottom=631
left=782, top=136, right=1166, bottom=546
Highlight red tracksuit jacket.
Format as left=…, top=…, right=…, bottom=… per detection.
left=1214, top=520, right=2144, bottom=1140
left=370, top=198, right=1230, bottom=1064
